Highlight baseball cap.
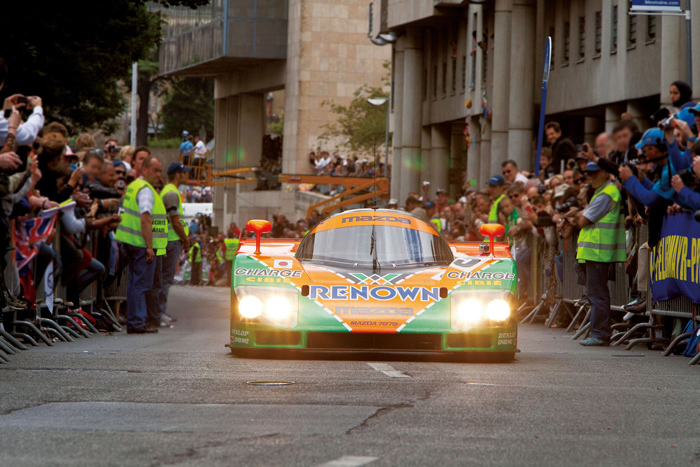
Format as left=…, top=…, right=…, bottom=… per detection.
left=688, top=103, right=700, bottom=115
left=553, top=184, right=571, bottom=199
left=167, top=162, right=193, bottom=175
left=582, top=162, right=602, bottom=172
left=387, top=198, right=398, bottom=206
left=488, top=175, right=505, bottom=186
left=424, top=201, right=436, bottom=209
left=676, top=108, right=696, bottom=127
left=635, top=128, right=666, bottom=150
left=436, top=188, right=447, bottom=195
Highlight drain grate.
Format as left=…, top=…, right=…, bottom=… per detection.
left=246, top=381, right=295, bottom=386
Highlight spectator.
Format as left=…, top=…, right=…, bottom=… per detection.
left=118, top=145, right=135, bottom=169
left=104, top=139, right=120, bottom=161
left=501, top=160, right=529, bottom=185
left=435, top=188, right=449, bottom=213
left=669, top=80, right=693, bottom=111
left=75, top=133, right=96, bottom=150
left=179, top=135, right=194, bottom=166
left=114, top=154, right=167, bottom=334
left=192, top=136, right=208, bottom=179
left=405, top=197, right=428, bottom=223
left=423, top=201, right=441, bottom=233
left=132, top=146, right=150, bottom=176
left=594, top=132, right=615, bottom=159
left=545, top=121, right=577, bottom=174
left=572, top=162, right=627, bottom=346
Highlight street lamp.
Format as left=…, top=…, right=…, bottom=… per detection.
left=368, top=97, right=389, bottom=176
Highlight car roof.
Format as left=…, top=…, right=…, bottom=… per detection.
left=312, top=209, right=437, bottom=236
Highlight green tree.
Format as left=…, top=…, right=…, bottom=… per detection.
left=319, top=84, right=390, bottom=161
left=160, top=78, right=214, bottom=141
left=0, top=0, right=209, bottom=133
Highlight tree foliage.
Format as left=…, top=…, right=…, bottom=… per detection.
left=0, top=0, right=209, bottom=133
left=160, top=78, right=215, bottom=140
left=319, top=83, right=390, bottom=161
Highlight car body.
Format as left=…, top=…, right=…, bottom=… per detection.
left=228, top=209, right=518, bottom=361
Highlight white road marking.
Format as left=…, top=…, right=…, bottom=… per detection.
left=366, top=362, right=409, bottom=378
left=317, top=456, right=378, bottom=467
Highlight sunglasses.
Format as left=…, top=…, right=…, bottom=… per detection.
left=115, top=170, right=126, bottom=176
left=509, top=194, right=520, bottom=199
left=502, top=170, right=512, bottom=174
left=574, top=177, right=586, bottom=184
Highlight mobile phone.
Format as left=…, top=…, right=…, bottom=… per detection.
left=16, top=96, right=28, bottom=105
left=3, top=109, right=11, bottom=119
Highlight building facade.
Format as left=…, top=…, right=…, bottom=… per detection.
left=157, top=0, right=389, bottom=227
left=374, top=0, right=700, bottom=202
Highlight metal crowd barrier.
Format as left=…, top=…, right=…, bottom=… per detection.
left=1, top=216, right=126, bottom=363
left=523, top=222, right=700, bottom=364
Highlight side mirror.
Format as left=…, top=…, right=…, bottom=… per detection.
left=479, top=223, right=505, bottom=256
left=246, top=219, right=272, bottom=255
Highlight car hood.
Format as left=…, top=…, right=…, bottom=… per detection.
left=234, top=247, right=515, bottom=333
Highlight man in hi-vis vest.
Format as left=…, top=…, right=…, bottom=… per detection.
left=155, top=162, right=192, bottom=324
left=115, top=155, right=168, bottom=334
left=572, top=162, right=626, bottom=346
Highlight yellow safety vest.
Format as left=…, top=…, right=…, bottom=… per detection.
left=488, top=194, right=505, bottom=223
left=160, top=183, right=189, bottom=242
left=115, top=178, right=168, bottom=252
left=189, top=243, right=202, bottom=263
left=577, top=182, right=626, bottom=263
left=224, top=238, right=239, bottom=260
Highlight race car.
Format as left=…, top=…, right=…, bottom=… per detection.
left=227, top=209, right=518, bottom=361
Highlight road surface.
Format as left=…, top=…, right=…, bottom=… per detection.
left=1, top=286, right=699, bottom=466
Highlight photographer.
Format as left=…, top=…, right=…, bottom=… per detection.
left=81, top=149, right=121, bottom=200
left=545, top=122, right=577, bottom=174
left=0, top=57, right=44, bottom=146
left=669, top=143, right=700, bottom=211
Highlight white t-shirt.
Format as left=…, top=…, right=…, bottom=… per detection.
left=136, top=178, right=154, bottom=214
left=515, top=172, right=529, bottom=184
left=194, top=140, right=207, bottom=158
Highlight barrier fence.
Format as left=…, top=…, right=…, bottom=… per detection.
left=522, top=221, right=700, bottom=365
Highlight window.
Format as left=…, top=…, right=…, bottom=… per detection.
left=611, top=4, right=618, bottom=53
left=442, top=62, right=447, bottom=97
left=647, top=15, right=656, bottom=41
left=423, top=68, right=427, bottom=101
left=578, top=16, right=585, bottom=59
left=482, top=24, right=488, bottom=84
left=451, top=57, right=457, bottom=94
left=432, top=65, right=438, bottom=100
left=628, top=5, right=637, bottom=46
left=563, top=21, right=570, bottom=63
left=595, top=11, right=602, bottom=54
left=462, top=55, right=467, bottom=92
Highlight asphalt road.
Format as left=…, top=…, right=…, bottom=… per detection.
left=1, top=286, right=699, bottom=467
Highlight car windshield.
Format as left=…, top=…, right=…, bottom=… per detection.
left=296, top=224, right=454, bottom=267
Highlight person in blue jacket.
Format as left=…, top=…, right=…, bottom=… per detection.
left=618, top=127, right=697, bottom=210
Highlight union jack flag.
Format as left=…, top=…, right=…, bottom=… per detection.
left=14, top=215, right=57, bottom=271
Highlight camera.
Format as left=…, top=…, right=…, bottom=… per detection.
left=677, top=167, right=698, bottom=186
left=422, top=181, right=430, bottom=187
left=657, top=115, right=677, bottom=130
left=107, top=144, right=121, bottom=153
left=534, top=210, right=555, bottom=228
left=556, top=197, right=579, bottom=213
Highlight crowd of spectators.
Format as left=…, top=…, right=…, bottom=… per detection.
left=0, top=57, right=244, bottom=340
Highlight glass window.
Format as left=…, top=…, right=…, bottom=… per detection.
left=296, top=225, right=453, bottom=268
left=564, top=21, right=570, bottom=63
left=595, top=11, right=602, bottom=54
left=611, top=4, right=618, bottom=53
left=578, top=16, right=585, bottom=59
left=647, top=15, right=656, bottom=40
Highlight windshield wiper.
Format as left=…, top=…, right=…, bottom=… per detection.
left=370, top=222, right=380, bottom=274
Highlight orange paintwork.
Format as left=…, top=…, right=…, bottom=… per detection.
left=313, top=211, right=438, bottom=236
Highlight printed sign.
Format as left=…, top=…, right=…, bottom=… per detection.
left=630, top=0, right=681, bottom=12
left=649, top=212, right=700, bottom=303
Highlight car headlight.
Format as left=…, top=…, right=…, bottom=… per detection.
left=485, top=299, right=510, bottom=321
left=451, top=291, right=513, bottom=330
left=235, top=287, right=298, bottom=328
left=239, top=295, right=263, bottom=319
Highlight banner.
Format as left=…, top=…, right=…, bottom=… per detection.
left=631, top=0, right=681, bottom=12
left=649, top=212, right=700, bottom=304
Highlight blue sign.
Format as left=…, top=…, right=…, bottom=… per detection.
left=649, top=212, right=700, bottom=304
left=631, top=0, right=681, bottom=12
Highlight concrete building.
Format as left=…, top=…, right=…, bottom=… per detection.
left=372, top=0, right=700, bottom=202
left=156, top=0, right=390, bottom=227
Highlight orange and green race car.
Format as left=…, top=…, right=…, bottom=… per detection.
left=227, top=209, right=518, bottom=361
